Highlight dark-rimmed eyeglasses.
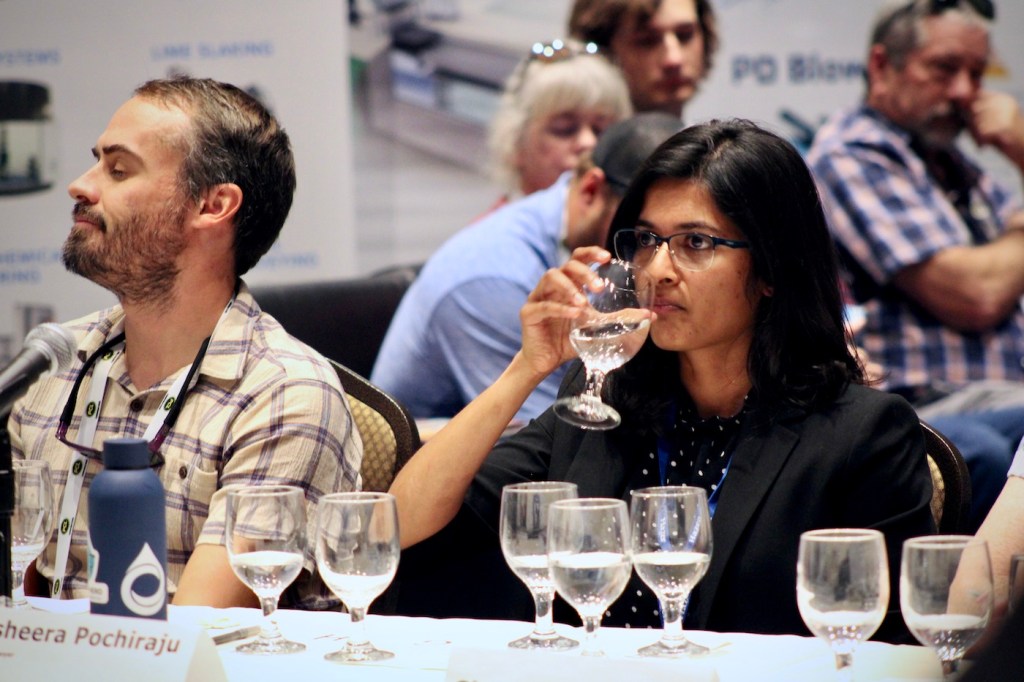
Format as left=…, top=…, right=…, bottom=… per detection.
left=926, top=0, right=994, bottom=19
left=614, top=229, right=750, bottom=272
left=54, top=332, right=210, bottom=469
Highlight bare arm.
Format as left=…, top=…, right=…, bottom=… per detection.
left=976, top=476, right=1024, bottom=612
left=892, top=224, right=1024, bottom=331
left=389, top=248, right=611, bottom=548
left=172, top=544, right=258, bottom=607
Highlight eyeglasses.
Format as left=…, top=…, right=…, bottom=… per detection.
left=613, top=229, right=750, bottom=272
left=54, top=332, right=210, bottom=468
left=527, top=39, right=601, bottom=64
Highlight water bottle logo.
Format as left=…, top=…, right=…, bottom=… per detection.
left=120, top=543, right=165, bottom=617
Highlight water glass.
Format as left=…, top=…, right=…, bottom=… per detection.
left=630, top=486, right=712, bottom=657
left=315, top=492, right=400, bottom=663
left=548, top=498, right=631, bottom=656
left=797, top=529, right=889, bottom=680
left=901, top=535, right=993, bottom=678
left=1009, top=553, right=1024, bottom=615
left=225, top=485, right=308, bottom=654
left=500, top=481, right=580, bottom=650
left=8, top=460, right=56, bottom=608
left=552, top=260, right=653, bottom=430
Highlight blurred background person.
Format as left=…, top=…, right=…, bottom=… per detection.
left=568, top=0, right=719, bottom=118
left=487, top=38, right=632, bottom=208
left=808, top=0, right=1024, bottom=531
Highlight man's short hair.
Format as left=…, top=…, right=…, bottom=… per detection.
left=568, top=0, right=720, bottom=77
left=870, top=0, right=993, bottom=69
left=590, top=111, right=683, bottom=195
left=134, top=76, right=296, bottom=276
left=488, top=45, right=632, bottom=195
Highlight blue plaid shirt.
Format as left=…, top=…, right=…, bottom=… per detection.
left=808, top=104, right=1024, bottom=394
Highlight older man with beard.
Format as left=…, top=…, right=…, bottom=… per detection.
left=9, top=77, right=362, bottom=608
left=808, top=0, right=1024, bottom=530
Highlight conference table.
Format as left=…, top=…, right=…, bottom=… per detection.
left=184, top=605, right=944, bottom=681
left=19, top=598, right=946, bottom=680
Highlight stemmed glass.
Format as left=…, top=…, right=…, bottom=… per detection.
left=553, top=259, right=653, bottom=430
left=548, top=498, right=631, bottom=656
left=500, top=481, right=580, bottom=651
left=630, top=486, right=712, bottom=657
left=225, top=485, right=308, bottom=655
left=901, top=535, right=993, bottom=678
left=797, top=529, right=889, bottom=680
left=8, top=460, right=56, bottom=608
left=315, top=492, right=400, bottom=663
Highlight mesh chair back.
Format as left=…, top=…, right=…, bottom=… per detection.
left=921, top=421, right=972, bottom=534
left=330, top=359, right=419, bottom=492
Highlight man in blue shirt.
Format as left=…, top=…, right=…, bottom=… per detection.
left=372, top=113, right=681, bottom=423
left=808, top=0, right=1024, bottom=529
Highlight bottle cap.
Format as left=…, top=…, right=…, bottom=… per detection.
left=101, top=438, right=151, bottom=470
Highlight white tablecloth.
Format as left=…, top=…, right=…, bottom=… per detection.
left=165, top=605, right=945, bottom=682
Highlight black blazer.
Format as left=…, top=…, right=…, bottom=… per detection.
left=395, top=368, right=935, bottom=640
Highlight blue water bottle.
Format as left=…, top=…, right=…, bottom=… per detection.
left=88, top=437, right=167, bottom=619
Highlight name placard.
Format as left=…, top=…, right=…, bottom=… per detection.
left=0, top=608, right=226, bottom=682
left=446, top=646, right=719, bottom=682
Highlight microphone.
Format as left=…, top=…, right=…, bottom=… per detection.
left=0, top=323, right=77, bottom=418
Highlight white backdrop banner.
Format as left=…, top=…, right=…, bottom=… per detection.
left=0, top=0, right=356, bottom=361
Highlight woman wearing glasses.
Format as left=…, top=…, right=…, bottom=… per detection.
left=390, top=119, right=934, bottom=638
left=487, top=39, right=632, bottom=205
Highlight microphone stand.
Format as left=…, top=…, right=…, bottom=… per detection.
left=0, top=414, right=13, bottom=603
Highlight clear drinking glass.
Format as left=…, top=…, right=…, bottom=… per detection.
left=552, top=260, right=653, bottom=430
left=1009, top=553, right=1024, bottom=615
left=548, top=498, right=631, bottom=656
left=315, top=492, right=400, bottom=663
left=630, top=486, right=712, bottom=657
left=797, top=529, right=889, bottom=680
left=8, top=460, right=55, bottom=608
left=500, top=481, right=580, bottom=651
left=225, top=485, right=308, bottom=654
left=901, top=535, right=993, bottom=678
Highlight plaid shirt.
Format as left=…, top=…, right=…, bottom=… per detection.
left=808, top=104, right=1024, bottom=394
left=10, top=282, right=362, bottom=609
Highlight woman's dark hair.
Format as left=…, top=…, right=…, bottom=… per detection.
left=606, top=119, right=862, bottom=433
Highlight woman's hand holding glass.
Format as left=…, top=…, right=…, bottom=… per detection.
left=550, top=258, right=654, bottom=430
left=315, top=492, right=400, bottom=663
left=630, top=486, right=712, bottom=657
left=901, top=535, right=993, bottom=678
left=548, top=498, right=631, bottom=656
left=8, top=460, right=55, bottom=608
left=797, top=529, right=889, bottom=680
left=500, top=481, right=580, bottom=650
left=225, top=485, right=307, bottom=655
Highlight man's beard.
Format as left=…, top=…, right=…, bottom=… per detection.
left=62, top=201, right=189, bottom=306
left=916, top=104, right=971, bottom=149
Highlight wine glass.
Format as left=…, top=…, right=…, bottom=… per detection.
left=797, top=529, right=889, bottom=680
left=630, top=486, right=712, bottom=657
left=500, top=481, right=580, bottom=650
left=314, top=492, right=400, bottom=663
left=901, top=535, right=993, bottom=678
left=9, top=460, right=56, bottom=608
left=548, top=498, right=631, bottom=656
left=225, top=485, right=308, bottom=654
left=553, top=259, right=653, bottom=430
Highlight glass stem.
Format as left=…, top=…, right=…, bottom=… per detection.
left=11, top=568, right=28, bottom=608
left=835, top=651, right=854, bottom=681
left=531, top=589, right=556, bottom=637
left=580, top=615, right=602, bottom=657
left=941, top=658, right=962, bottom=678
left=258, top=596, right=283, bottom=642
left=660, top=597, right=686, bottom=645
left=583, top=369, right=607, bottom=402
left=348, top=606, right=369, bottom=647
